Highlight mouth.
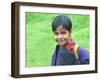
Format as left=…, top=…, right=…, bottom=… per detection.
left=56, top=39, right=65, bottom=45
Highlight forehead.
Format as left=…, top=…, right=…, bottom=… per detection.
left=54, top=26, right=67, bottom=32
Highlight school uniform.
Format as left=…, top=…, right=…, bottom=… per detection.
left=51, top=41, right=89, bottom=66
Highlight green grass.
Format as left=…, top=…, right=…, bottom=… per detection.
left=25, top=13, right=90, bottom=67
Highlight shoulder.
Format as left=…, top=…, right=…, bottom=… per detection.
left=78, top=47, right=89, bottom=56
left=51, top=45, right=59, bottom=66
left=52, top=45, right=60, bottom=60
left=77, top=47, right=89, bottom=64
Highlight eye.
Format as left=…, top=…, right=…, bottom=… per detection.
left=54, top=32, right=58, bottom=35
left=61, top=31, right=66, bottom=35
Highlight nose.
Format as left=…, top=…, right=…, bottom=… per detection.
left=57, top=34, right=63, bottom=39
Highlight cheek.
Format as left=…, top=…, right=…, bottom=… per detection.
left=63, top=34, right=70, bottom=42
left=66, top=32, right=70, bottom=38
left=64, top=34, right=68, bottom=38
left=54, top=35, right=60, bottom=43
left=54, top=36, right=57, bottom=41
left=63, top=34, right=69, bottom=39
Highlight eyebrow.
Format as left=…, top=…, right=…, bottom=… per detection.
left=54, top=30, right=67, bottom=34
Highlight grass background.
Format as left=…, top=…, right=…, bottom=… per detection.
left=25, top=13, right=90, bottom=67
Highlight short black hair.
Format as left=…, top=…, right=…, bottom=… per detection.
left=52, top=15, right=72, bottom=33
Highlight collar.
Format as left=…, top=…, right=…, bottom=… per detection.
left=64, top=38, right=75, bottom=54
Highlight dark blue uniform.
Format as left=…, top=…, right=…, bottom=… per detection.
left=51, top=45, right=89, bottom=66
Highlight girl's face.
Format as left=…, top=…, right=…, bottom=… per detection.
left=54, top=26, right=70, bottom=46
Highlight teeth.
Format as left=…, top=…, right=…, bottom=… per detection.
left=59, top=40, right=63, bottom=42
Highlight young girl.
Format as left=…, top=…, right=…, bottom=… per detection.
left=51, top=15, right=89, bottom=66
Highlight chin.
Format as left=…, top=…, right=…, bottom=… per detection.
left=58, top=43, right=65, bottom=46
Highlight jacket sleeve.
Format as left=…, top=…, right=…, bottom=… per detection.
left=77, top=47, right=89, bottom=64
